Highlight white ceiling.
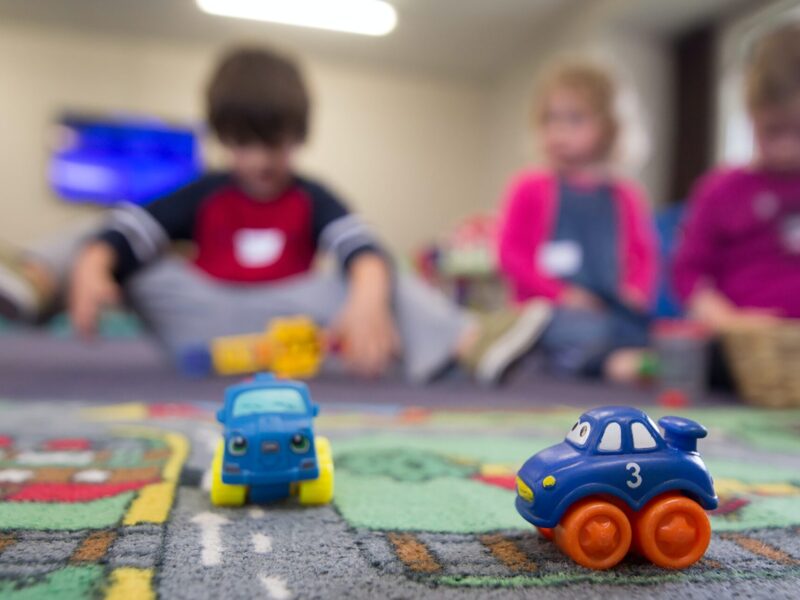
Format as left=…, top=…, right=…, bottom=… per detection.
left=0, top=0, right=569, bottom=79
left=0, top=0, right=747, bottom=79
left=613, top=0, right=750, bottom=33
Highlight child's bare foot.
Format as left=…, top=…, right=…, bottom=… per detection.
left=458, top=300, right=553, bottom=385
left=0, top=249, right=57, bottom=322
left=604, top=348, right=648, bottom=385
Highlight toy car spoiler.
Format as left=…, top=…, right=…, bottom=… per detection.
left=658, top=416, right=708, bottom=452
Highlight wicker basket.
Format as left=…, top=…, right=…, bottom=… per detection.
left=723, top=321, right=800, bottom=407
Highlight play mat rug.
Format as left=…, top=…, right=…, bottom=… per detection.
left=0, top=400, right=798, bottom=599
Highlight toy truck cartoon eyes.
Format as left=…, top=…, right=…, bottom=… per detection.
left=515, top=406, right=717, bottom=570
left=210, top=373, right=334, bottom=507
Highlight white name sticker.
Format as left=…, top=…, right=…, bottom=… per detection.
left=537, top=240, right=583, bottom=277
left=233, top=228, right=286, bottom=268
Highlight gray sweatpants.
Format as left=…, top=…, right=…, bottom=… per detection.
left=26, top=220, right=472, bottom=382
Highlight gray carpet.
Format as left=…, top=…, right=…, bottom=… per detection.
left=0, top=396, right=798, bottom=599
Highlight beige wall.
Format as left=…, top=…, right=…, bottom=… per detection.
left=0, top=10, right=675, bottom=259
left=0, top=20, right=489, bottom=255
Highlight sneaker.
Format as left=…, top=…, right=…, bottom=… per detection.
left=464, top=300, right=553, bottom=385
left=0, top=251, right=42, bottom=322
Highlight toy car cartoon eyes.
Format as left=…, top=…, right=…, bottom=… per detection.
left=516, top=406, right=718, bottom=570
left=210, top=373, right=334, bottom=507
left=565, top=420, right=591, bottom=446
left=290, top=434, right=311, bottom=453
left=228, top=435, right=247, bottom=456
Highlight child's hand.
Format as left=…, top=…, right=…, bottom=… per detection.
left=721, top=308, right=781, bottom=331
left=329, top=253, right=400, bottom=377
left=331, top=295, right=401, bottom=378
left=561, top=286, right=604, bottom=312
left=68, top=242, right=121, bottom=338
left=690, top=287, right=780, bottom=332
left=620, top=285, right=648, bottom=312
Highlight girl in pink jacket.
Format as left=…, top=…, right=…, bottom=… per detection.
left=497, top=62, right=658, bottom=382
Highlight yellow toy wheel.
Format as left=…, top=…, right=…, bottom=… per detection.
left=210, top=440, right=247, bottom=507
left=298, top=436, right=335, bottom=505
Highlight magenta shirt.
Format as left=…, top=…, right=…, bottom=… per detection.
left=673, top=166, right=800, bottom=317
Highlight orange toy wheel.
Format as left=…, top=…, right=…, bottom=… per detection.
left=537, top=527, right=554, bottom=541
left=634, top=494, right=711, bottom=569
left=604, top=495, right=641, bottom=554
left=554, top=498, right=632, bottom=570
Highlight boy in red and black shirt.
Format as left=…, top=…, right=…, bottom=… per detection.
left=0, top=47, right=549, bottom=383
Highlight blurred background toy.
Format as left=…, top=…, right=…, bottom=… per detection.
left=652, top=319, right=711, bottom=406
left=179, top=316, right=331, bottom=379
left=414, top=212, right=506, bottom=310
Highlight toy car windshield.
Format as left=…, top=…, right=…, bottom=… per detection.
left=232, top=388, right=307, bottom=417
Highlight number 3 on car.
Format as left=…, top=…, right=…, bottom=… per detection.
left=626, top=462, right=642, bottom=488
left=515, top=406, right=717, bottom=570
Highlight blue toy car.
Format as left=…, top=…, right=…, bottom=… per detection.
left=210, top=373, right=334, bottom=506
left=516, top=406, right=717, bottom=570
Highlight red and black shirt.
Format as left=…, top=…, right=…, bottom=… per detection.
left=97, top=173, right=383, bottom=283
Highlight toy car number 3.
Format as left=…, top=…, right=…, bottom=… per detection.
left=515, top=407, right=718, bottom=570
left=626, top=462, right=642, bottom=488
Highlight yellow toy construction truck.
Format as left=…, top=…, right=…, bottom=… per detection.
left=179, top=316, right=325, bottom=379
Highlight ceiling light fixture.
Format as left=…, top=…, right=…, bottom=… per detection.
left=196, top=0, right=398, bottom=36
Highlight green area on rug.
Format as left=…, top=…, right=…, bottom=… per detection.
left=333, top=433, right=533, bottom=532
left=0, top=493, right=135, bottom=530
left=341, top=408, right=800, bottom=456
left=333, top=432, right=543, bottom=466
left=692, top=408, right=800, bottom=454
left=710, top=495, right=800, bottom=531
left=105, top=447, right=147, bottom=468
left=331, top=430, right=800, bottom=534
left=335, top=471, right=522, bottom=532
left=0, top=566, right=103, bottom=600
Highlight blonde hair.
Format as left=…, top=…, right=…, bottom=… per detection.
left=746, top=22, right=800, bottom=112
left=532, top=60, right=619, bottom=158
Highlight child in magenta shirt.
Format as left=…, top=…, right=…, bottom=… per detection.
left=674, top=24, right=800, bottom=331
left=497, top=62, right=658, bottom=382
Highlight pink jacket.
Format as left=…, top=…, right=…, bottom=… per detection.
left=497, top=170, right=658, bottom=306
